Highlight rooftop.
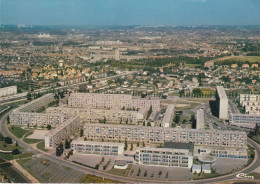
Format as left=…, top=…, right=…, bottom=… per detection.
left=164, top=142, right=194, bottom=150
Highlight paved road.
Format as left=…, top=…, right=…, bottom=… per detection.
left=1, top=104, right=259, bottom=183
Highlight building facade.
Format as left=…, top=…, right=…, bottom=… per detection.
left=196, top=109, right=205, bottom=129
left=0, top=86, right=17, bottom=97
left=71, top=141, right=124, bottom=156
left=161, top=104, right=175, bottom=128
left=229, top=113, right=260, bottom=127
left=240, top=94, right=260, bottom=115
left=45, top=116, right=81, bottom=148
left=46, top=107, right=145, bottom=124
left=135, top=147, right=193, bottom=168
left=216, top=86, right=228, bottom=120
left=68, top=93, right=160, bottom=112
left=83, top=123, right=247, bottom=148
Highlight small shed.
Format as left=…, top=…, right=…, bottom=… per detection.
left=192, top=164, right=201, bottom=174
left=202, top=164, right=211, bottom=174
left=114, top=160, right=128, bottom=170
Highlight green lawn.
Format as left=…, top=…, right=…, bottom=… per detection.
left=36, top=141, right=48, bottom=152
left=193, top=169, right=221, bottom=180
left=23, top=131, right=42, bottom=144
left=0, top=152, right=33, bottom=161
left=0, top=105, right=9, bottom=112
left=0, top=141, right=22, bottom=151
left=248, top=172, right=260, bottom=180
left=16, top=158, right=31, bottom=166
left=8, top=126, right=30, bottom=138
left=79, top=174, right=120, bottom=183
left=107, top=165, right=132, bottom=177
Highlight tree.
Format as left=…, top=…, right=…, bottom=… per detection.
left=130, top=142, right=133, bottom=151
left=12, top=148, right=20, bottom=155
left=80, top=128, right=83, bottom=137
left=26, top=92, right=32, bottom=100
left=47, top=125, right=52, bottom=130
left=144, top=170, right=147, bottom=177
left=124, top=139, right=128, bottom=151
left=174, top=115, right=180, bottom=123
left=142, top=141, right=145, bottom=147
left=191, top=115, right=196, bottom=129
left=147, top=122, right=151, bottom=126
left=137, top=142, right=140, bottom=147
left=65, top=139, right=70, bottom=149
left=5, top=137, right=12, bottom=144
left=56, top=143, right=64, bottom=156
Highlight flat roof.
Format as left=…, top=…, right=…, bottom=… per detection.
left=71, top=140, right=124, bottom=146
left=216, top=86, right=228, bottom=99
left=164, top=142, right=194, bottom=150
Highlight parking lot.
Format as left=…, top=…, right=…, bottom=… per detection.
left=129, top=164, right=193, bottom=181
left=23, top=157, right=85, bottom=183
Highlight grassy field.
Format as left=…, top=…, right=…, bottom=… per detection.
left=0, top=141, right=22, bottom=151
left=0, top=152, right=34, bottom=161
left=248, top=172, right=260, bottom=180
left=8, top=126, right=30, bottom=138
left=79, top=174, right=120, bottom=183
left=36, top=141, right=48, bottom=152
left=0, top=105, right=9, bottom=112
left=23, top=131, right=42, bottom=144
left=16, top=158, right=31, bottom=166
left=193, top=169, right=221, bottom=180
left=107, top=165, right=132, bottom=177
left=215, top=56, right=260, bottom=63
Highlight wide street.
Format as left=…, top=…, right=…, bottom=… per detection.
left=0, top=98, right=259, bottom=183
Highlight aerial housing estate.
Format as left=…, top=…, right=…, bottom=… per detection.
left=9, top=91, right=249, bottom=170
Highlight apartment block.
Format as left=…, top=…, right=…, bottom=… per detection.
left=71, top=140, right=124, bottom=156
left=68, top=93, right=160, bottom=112
left=9, top=112, right=64, bottom=126
left=240, top=94, right=260, bottom=115
left=135, top=147, right=193, bottom=168
left=15, top=93, right=55, bottom=112
left=229, top=113, right=260, bottom=127
left=196, top=109, right=205, bottom=129
left=9, top=93, right=57, bottom=125
left=216, top=86, right=228, bottom=120
left=0, top=86, right=17, bottom=97
left=83, top=123, right=247, bottom=148
left=196, top=146, right=247, bottom=159
left=161, top=104, right=174, bottom=127
left=45, top=116, right=81, bottom=148
left=46, top=107, right=145, bottom=124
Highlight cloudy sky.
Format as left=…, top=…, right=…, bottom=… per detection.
left=1, top=0, right=260, bottom=26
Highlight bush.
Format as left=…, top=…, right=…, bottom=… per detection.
left=5, top=137, right=12, bottom=144
left=12, top=148, right=20, bottom=155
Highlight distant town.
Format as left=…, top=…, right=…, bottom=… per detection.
left=0, top=25, right=259, bottom=183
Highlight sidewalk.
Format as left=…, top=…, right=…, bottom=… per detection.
left=11, top=159, right=39, bottom=183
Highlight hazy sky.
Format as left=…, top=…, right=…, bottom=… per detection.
left=1, top=0, right=260, bottom=26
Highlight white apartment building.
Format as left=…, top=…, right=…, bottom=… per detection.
left=161, top=104, right=174, bottom=127
left=196, top=109, right=205, bottom=129
left=0, top=86, right=17, bottom=97
left=9, top=93, right=57, bottom=125
left=196, top=146, right=247, bottom=159
left=45, top=116, right=81, bottom=148
left=240, top=94, right=260, bottom=115
left=216, top=86, right=228, bottom=120
left=136, top=142, right=194, bottom=168
left=229, top=113, right=260, bottom=128
left=135, top=147, right=193, bottom=168
left=71, top=141, right=124, bottom=156
left=46, top=107, right=145, bottom=124
left=15, top=93, right=55, bottom=112
left=9, top=112, right=64, bottom=126
left=68, top=93, right=160, bottom=112
left=83, top=123, right=247, bottom=148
